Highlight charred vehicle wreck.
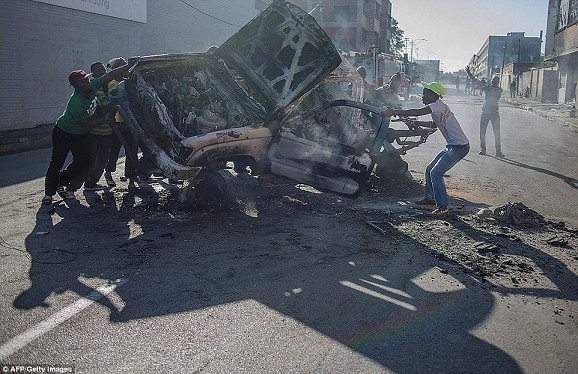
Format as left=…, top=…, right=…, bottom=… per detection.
left=116, top=0, right=435, bottom=202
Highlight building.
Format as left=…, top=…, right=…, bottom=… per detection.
left=286, top=0, right=393, bottom=54
left=414, top=60, right=440, bottom=83
left=545, top=0, right=578, bottom=104
left=0, top=0, right=261, bottom=131
left=468, top=32, right=542, bottom=82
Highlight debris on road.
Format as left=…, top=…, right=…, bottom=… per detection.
left=546, top=236, right=569, bottom=247
left=494, top=202, right=545, bottom=227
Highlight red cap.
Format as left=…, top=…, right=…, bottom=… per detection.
left=68, top=70, right=91, bottom=86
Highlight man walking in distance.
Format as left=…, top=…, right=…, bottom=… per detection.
left=466, top=66, right=505, bottom=157
left=42, top=57, right=138, bottom=205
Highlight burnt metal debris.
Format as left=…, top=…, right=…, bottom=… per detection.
left=116, top=1, right=433, bottom=201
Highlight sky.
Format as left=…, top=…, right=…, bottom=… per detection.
left=391, top=0, right=549, bottom=72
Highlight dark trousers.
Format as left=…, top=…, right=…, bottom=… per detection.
left=106, top=127, right=137, bottom=179
left=83, top=133, right=114, bottom=186
left=44, top=125, right=91, bottom=195
left=480, top=111, right=501, bottom=153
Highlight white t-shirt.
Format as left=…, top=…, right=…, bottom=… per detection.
left=427, top=99, right=469, bottom=146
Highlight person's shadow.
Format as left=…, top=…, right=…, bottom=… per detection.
left=16, top=179, right=576, bottom=373
left=14, top=198, right=127, bottom=312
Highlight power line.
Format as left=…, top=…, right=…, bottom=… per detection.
left=176, top=0, right=242, bottom=28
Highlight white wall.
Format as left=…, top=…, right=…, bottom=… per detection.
left=0, top=0, right=260, bottom=131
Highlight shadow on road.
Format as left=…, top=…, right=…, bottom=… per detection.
left=12, top=176, right=575, bottom=373
left=492, top=156, right=578, bottom=189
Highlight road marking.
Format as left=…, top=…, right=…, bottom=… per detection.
left=339, top=280, right=417, bottom=311
left=0, top=279, right=126, bottom=360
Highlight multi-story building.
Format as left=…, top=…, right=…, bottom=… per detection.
left=545, top=0, right=578, bottom=104
left=468, top=32, right=542, bottom=82
left=287, top=0, right=393, bottom=53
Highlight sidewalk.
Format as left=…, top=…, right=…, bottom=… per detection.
left=0, top=124, right=53, bottom=155
left=502, top=96, right=578, bottom=131
left=1, top=95, right=576, bottom=156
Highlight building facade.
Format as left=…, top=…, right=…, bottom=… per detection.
left=0, top=0, right=261, bottom=131
left=468, top=32, right=542, bottom=82
left=545, top=0, right=578, bottom=104
left=414, top=60, right=440, bottom=83
left=287, top=0, right=392, bottom=54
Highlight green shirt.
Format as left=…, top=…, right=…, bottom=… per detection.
left=56, top=78, right=101, bottom=135
left=90, top=81, right=118, bottom=136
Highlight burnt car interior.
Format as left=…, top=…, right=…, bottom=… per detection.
left=116, top=0, right=435, bottom=200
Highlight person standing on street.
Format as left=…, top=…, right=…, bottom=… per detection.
left=466, top=66, right=505, bottom=157
left=382, top=82, right=470, bottom=218
left=42, top=58, right=137, bottom=205
left=510, top=78, right=517, bottom=98
left=104, top=57, right=139, bottom=189
left=76, top=61, right=117, bottom=191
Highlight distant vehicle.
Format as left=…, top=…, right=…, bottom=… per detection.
left=117, top=1, right=434, bottom=203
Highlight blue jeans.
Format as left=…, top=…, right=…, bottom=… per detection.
left=425, top=144, right=470, bottom=208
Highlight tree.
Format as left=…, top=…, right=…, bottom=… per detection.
left=389, top=17, right=405, bottom=56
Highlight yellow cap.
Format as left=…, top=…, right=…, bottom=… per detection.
left=421, top=81, right=446, bottom=96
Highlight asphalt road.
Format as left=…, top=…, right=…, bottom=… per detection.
left=0, top=95, right=577, bottom=373
left=403, top=95, right=578, bottom=227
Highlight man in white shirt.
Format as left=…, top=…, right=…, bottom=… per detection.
left=382, top=82, right=470, bottom=217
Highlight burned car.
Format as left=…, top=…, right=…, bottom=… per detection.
left=117, top=0, right=434, bottom=202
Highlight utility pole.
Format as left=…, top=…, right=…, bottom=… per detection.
left=516, top=38, right=521, bottom=96
left=501, top=41, right=507, bottom=87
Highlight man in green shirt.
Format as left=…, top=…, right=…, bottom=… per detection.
left=42, top=57, right=137, bottom=204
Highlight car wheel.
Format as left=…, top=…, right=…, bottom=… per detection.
left=374, top=153, right=408, bottom=179
left=180, top=171, right=227, bottom=206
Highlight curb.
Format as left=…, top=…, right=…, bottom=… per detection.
left=0, top=138, right=52, bottom=156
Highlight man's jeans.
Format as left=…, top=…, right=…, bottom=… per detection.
left=425, top=144, right=470, bottom=208
left=480, top=111, right=501, bottom=153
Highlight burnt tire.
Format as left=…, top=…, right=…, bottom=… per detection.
left=374, top=153, right=408, bottom=179
left=197, top=171, right=227, bottom=205
left=181, top=171, right=227, bottom=206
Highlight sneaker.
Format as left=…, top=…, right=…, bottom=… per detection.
left=64, top=191, right=76, bottom=200
left=42, top=195, right=53, bottom=205
left=104, top=172, right=116, bottom=187
left=84, top=184, right=107, bottom=191
left=495, top=152, right=505, bottom=158
left=415, top=198, right=436, bottom=205
left=478, top=150, right=486, bottom=155
left=56, top=185, right=66, bottom=198
left=427, top=207, right=450, bottom=218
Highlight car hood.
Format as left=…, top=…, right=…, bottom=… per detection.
left=215, top=0, right=341, bottom=116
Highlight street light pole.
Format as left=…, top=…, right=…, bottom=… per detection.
left=410, top=38, right=427, bottom=63
left=501, top=42, right=507, bottom=87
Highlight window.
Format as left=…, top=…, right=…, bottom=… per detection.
left=557, top=0, right=569, bottom=30
left=569, top=0, right=578, bottom=24
left=334, top=5, right=350, bottom=22
left=363, top=0, right=369, bottom=16
left=375, top=2, right=381, bottom=20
